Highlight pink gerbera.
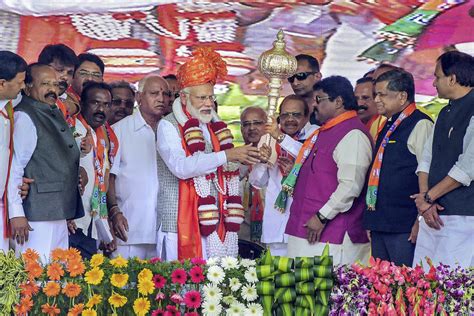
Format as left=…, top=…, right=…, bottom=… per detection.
left=149, top=257, right=162, bottom=264
left=184, top=291, right=202, bottom=309
left=190, top=258, right=206, bottom=265
left=171, top=268, right=187, bottom=285
left=153, top=274, right=167, bottom=289
left=151, top=309, right=165, bottom=316
left=189, top=266, right=205, bottom=284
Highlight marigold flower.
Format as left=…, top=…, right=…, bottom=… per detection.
left=85, top=267, right=104, bottom=285
left=67, top=259, right=86, bottom=277
left=22, top=248, right=40, bottom=263
left=171, top=268, right=187, bottom=285
left=138, top=279, right=155, bottom=295
left=85, top=294, right=102, bottom=308
left=43, top=281, right=61, bottom=297
left=133, top=297, right=151, bottom=316
left=110, top=255, right=128, bottom=268
left=138, top=268, right=153, bottom=282
left=41, top=303, right=60, bottom=315
left=62, top=282, right=82, bottom=298
left=25, top=261, right=43, bottom=279
left=90, top=253, right=105, bottom=267
left=67, top=303, right=84, bottom=316
left=20, top=281, right=39, bottom=297
left=14, top=296, right=33, bottom=315
left=82, top=309, right=97, bottom=316
left=108, top=293, right=128, bottom=308
left=111, top=273, right=129, bottom=288
left=47, top=262, right=65, bottom=281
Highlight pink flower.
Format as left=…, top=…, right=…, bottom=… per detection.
left=184, top=290, right=201, bottom=309
left=165, top=305, right=179, bottom=315
left=150, top=257, right=162, bottom=264
left=190, top=258, right=206, bottom=265
left=155, top=292, right=166, bottom=301
left=151, top=310, right=165, bottom=316
left=153, top=274, right=167, bottom=289
left=189, top=266, right=205, bottom=283
left=170, top=293, right=183, bottom=304
left=185, top=313, right=198, bottom=316
left=171, top=268, right=187, bottom=285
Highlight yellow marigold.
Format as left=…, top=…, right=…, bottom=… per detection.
left=108, top=293, right=128, bottom=308
left=62, top=282, right=81, bottom=298
left=90, top=253, right=105, bottom=267
left=43, top=281, right=61, bottom=297
left=84, top=267, right=104, bottom=285
left=25, top=261, right=43, bottom=279
left=82, top=309, right=97, bottom=316
left=65, top=248, right=82, bottom=262
left=111, top=273, right=129, bottom=288
left=86, top=294, right=102, bottom=308
left=67, top=259, right=86, bottom=277
left=109, top=255, right=128, bottom=268
left=22, top=248, right=39, bottom=263
left=133, top=297, right=150, bottom=316
left=137, top=279, right=154, bottom=296
left=50, top=248, right=66, bottom=262
left=138, top=268, right=153, bottom=282
left=67, top=303, right=84, bottom=316
left=47, top=262, right=65, bottom=281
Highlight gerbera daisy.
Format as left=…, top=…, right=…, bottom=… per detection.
left=50, top=248, right=66, bottom=262
left=241, top=284, right=258, bottom=302
left=138, top=268, right=153, bottom=282
left=67, top=303, right=84, bottom=316
left=43, top=281, right=60, bottom=297
left=110, top=255, right=128, bottom=268
left=65, top=248, right=82, bottom=262
left=25, top=261, right=43, bottom=279
left=189, top=265, right=205, bottom=283
left=133, top=297, right=151, bottom=316
left=20, top=281, right=39, bottom=297
left=110, top=273, right=129, bottom=288
left=153, top=274, right=167, bottom=289
left=84, top=267, right=104, bottom=285
left=82, top=309, right=97, bottom=316
left=201, top=300, right=222, bottom=316
left=138, top=279, right=154, bottom=295
left=62, top=282, right=81, bottom=298
left=245, top=303, right=264, bottom=315
left=41, top=303, right=60, bottom=316
left=206, top=265, right=225, bottom=284
left=22, top=248, right=39, bottom=263
left=47, top=262, right=65, bottom=281
left=67, top=259, right=86, bottom=277
left=90, top=253, right=105, bottom=267
left=14, top=296, right=33, bottom=316
left=221, top=257, right=239, bottom=270
left=184, top=290, right=202, bottom=309
left=171, top=268, right=187, bottom=285
left=244, top=267, right=258, bottom=283
left=86, top=294, right=102, bottom=308
left=108, top=293, right=128, bottom=308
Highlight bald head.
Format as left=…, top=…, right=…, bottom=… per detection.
left=137, top=75, right=170, bottom=119
left=25, top=63, right=59, bottom=106
left=241, top=106, right=267, bottom=146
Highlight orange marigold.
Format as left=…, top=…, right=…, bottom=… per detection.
left=22, top=248, right=39, bottom=263
left=20, top=281, right=40, bottom=297
left=47, top=262, right=65, bottom=281
left=51, top=248, right=67, bottom=262
left=67, top=303, right=84, bottom=316
left=67, top=259, right=86, bottom=277
left=43, top=281, right=61, bottom=297
left=65, top=248, right=82, bottom=262
left=41, top=303, right=60, bottom=316
left=25, top=261, right=43, bottom=279
left=62, top=282, right=82, bottom=298
left=14, top=296, right=33, bottom=316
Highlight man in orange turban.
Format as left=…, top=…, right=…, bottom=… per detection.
left=155, top=47, right=261, bottom=260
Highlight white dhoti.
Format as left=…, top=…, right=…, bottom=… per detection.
left=0, top=200, right=9, bottom=253
left=156, top=226, right=207, bottom=261
left=413, top=215, right=474, bottom=270
left=13, top=219, right=68, bottom=263
left=114, top=244, right=157, bottom=260
left=266, top=242, right=288, bottom=257
left=287, top=233, right=370, bottom=266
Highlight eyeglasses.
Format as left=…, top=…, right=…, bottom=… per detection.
left=279, top=112, right=303, bottom=120
left=111, top=98, right=134, bottom=108
left=185, top=93, right=217, bottom=103
left=77, top=70, right=102, bottom=80
left=314, top=95, right=331, bottom=104
left=288, top=72, right=316, bottom=83
left=242, top=120, right=265, bottom=128
left=174, top=92, right=180, bottom=99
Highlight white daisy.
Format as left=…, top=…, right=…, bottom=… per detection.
left=207, top=265, right=225, bottom=284
left=229, top=277, right=242, bottom=291
left=222, top=295, right=237, bottom=306
left=206, top=257, right=220, bottom=266
left=240, top=258, right=256, bottom=268
left=245, top=303, right=264, bottom=316
left=244, top=267, right=258, bottom=283
left=202, top=284, right=223, bottom=302
left=226, top=302, right=245, bottom=316
left=241, top=284, right=258, bottom=302
left=221, top=256, right=239, bottom=270
left=202, top=300, right=222, bottom=316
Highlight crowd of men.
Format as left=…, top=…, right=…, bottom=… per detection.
left=0, top=44, right=473, bottom=269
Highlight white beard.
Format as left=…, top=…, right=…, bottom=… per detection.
left=186, top=99, right=212, bottom=124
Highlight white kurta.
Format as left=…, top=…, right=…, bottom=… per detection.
left=156, top=118, right=227, bottom=261
left=110, top=110, right=159, bottom=257
left=8, top=109, right=67, bottom=260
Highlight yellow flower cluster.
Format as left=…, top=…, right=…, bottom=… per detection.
left=137, top=268, right=154, bottom=296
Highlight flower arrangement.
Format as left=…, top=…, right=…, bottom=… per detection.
left=330, top=257, right=474, bottom=316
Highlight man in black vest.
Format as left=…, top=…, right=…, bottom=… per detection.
left=412, top=51, right=474, bottom=269
left=8, top=63, right=83, bottom=259
left=363, top=69, right=433, bottom=266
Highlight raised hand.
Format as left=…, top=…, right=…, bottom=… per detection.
left=225, top=144, right=261, bottom=165
left=80, top=127, right=93, bottom=154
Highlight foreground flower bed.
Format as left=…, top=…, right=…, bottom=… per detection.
left=0, top=248, right=472, bottom=315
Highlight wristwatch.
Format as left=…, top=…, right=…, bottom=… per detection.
left=424, top=192, right=435, bottom=204
left=277, top=133, right=286, bottom=143
left=316, top=212, right=329, bottom=224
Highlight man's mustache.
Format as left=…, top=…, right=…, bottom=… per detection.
left=58, top=80, right=68, bottom=88
left=358, top=105, right=369, bottom=111
left=45, top=92, right=58, bottom=100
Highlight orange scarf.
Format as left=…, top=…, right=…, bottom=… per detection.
left=1, top=101, right=13, bottom=238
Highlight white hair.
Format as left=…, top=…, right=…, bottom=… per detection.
left=137, top=74, right=168, bottom=92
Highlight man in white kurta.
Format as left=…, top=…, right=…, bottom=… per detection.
left=250, top=95, right=317, bottom=256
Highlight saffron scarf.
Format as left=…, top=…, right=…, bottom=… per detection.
left=275, top=111, right=358, bottom=211
left=1, top=101, right=13, bottom=238
left=366, top=103, right=417, bottom=210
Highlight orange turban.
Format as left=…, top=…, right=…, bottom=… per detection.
left=177, top=47, right=228, bottom=89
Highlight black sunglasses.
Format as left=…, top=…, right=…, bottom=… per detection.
left=111, top=99, right=135, bottom=108
left=288, top=72, right=316, bottom=83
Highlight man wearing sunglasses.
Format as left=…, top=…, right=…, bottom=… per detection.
left=106, top=81, right=136, bottom=125
left=288, top=54, right=322, bottom=125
